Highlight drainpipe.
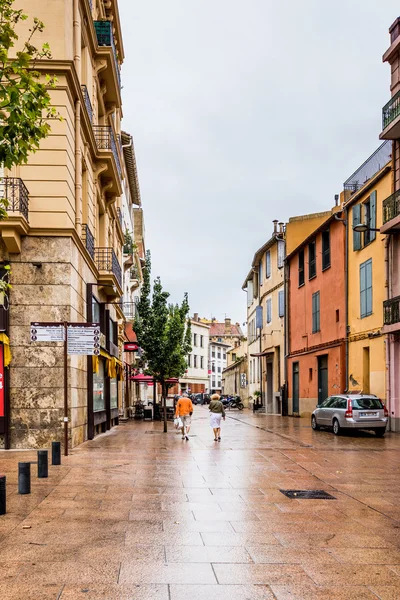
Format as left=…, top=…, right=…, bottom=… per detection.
left=283, top=259, right=290, bottom=416
left=344, top=205, right=349, bottom=392
left=75, top=101, right=82, bottom=238
left=73, top=0, right=81, bottom=76
left=384, top=234, right=391, bottom=426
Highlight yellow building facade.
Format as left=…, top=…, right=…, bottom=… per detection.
left=344, top=148, right=392, bottom=400
left=0, top=0, right=138, bottom=449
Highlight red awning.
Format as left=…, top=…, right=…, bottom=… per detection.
left=129, top=374, right=154, bottom=383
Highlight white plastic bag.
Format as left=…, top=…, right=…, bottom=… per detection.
left=174, top=417, right=183, bottom=429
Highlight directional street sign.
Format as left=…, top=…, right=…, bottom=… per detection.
left=66, top=323, right=101, bottom=356
left=30, top=323, right=65, bottom=343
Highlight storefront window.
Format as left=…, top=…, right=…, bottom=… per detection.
left=93, top=359, right=105, bottom=411
left=110, top=377, right=118, bottom=409
left=93, top=296, right=100, bottom=324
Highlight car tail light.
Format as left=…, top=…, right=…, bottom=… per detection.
left=383, top=405, right=389, bottom=417
left=345, top=400, right=353, bottom=419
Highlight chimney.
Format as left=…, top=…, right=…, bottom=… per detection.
left=334, top=194, right=339, bottom=207
left=273, top=220, right=278, bottom=233
left=278, top=222, right=284, bottom=234
left=224, top=317, right=231, bottom=333
left=193, top=313, right=199, bottom=322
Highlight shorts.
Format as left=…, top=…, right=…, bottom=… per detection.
left=181, top=415, right=191, bottom=428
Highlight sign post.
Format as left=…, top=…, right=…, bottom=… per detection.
left=31, top=322, right=100, bottom=457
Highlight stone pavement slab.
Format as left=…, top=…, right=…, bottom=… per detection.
left=1, top=407, right=400, bottom=598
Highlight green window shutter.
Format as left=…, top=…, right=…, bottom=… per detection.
left=366, top=260, right=373, bottom=315
left=360, top=262, right=366, bottom=317
left=370, top=191, right=377, bottom=242
left=353, top=204, right=361, bottom=251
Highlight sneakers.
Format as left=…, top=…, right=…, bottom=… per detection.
left=218, top=437, right=221, bottom=442
left=185, top=435, right=189, bottom=441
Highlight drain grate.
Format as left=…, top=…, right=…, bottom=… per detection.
left=280, top=489, right=336, bottom=500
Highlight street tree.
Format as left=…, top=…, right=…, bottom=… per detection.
left=0, top=0, right=58, bottom=218
left=134, top=251, right=192, bottom=432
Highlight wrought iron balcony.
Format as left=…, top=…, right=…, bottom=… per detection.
left=384, top=295, right=400, bottom=326
left=94, top=247, right=122, bottom=287
left=383, top=190, right=400, bottom=224
left=121, top=301, right=138, bottom=321
left=82, top=223, right=95, bottom=259
left=0, top=177, right=29, bottom=220
left=81, top=85, right=93, bottom=123
left=93, top=125, right=122, bottom=179
left=383, top=90, right=400, bottom=131
left=94, top=21, right=121, bottom=89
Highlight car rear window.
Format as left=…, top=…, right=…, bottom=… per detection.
left=351, top=398, right=383, bottom=410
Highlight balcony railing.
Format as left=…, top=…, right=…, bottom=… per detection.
left=94, top=21, right=121, bottom=89
left=343, top=140, right=392, bottom=194
left=94, top=247, right=122, bottom=287
left=0, top=177, right=29, bottom=221
left=383, top=90, right=400, bottom=130
left=383, top=190, right=400, bottom=224
left=82, top=223, right=95, bottom=259
left=121, top=302, right=138, bottom=321
left=93, top=125, right=122, bottom=180
left=81, top=85, right=93, bottom=123
left=384, top=296, right=400, bottom=326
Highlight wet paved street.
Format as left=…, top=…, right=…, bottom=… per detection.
left=1, top=407, right=400, bottom=599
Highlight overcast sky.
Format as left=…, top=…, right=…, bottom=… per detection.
left=119, top=0, right=398, bottom=325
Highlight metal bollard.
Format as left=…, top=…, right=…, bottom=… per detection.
left=37, top=450, right=48, bottom=478
left=52, top=441, right=61, bottom=466
left=18, top=462, right=31, bottom=495
left=0, top=475, right=6, bottom=515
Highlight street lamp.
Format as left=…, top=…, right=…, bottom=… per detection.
left=353, top=223, right=400, bottom=234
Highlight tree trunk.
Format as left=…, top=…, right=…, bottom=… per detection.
left=162, top=381, right=167, bottom=433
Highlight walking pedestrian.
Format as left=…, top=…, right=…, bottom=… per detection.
left=175, top=392, right=193, bottom=441
left=209, top=393, right=225, bottom=442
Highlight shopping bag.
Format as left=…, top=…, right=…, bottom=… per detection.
left=174, top=417, right=182, bottom=429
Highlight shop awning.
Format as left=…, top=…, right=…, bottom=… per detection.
left=129, top=374, right=154, bottom=383
left=250, top=350, right=274, bottom=357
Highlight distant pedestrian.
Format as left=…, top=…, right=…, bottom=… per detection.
left=209, top=393, right=225, bottom=442
left=175, top=392, right=193, bottom=441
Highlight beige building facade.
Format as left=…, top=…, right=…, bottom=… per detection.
left=222, top=340, right=248, bottom=405
left=0, top=0, right=140, bottom=449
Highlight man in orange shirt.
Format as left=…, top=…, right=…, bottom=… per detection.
left=175, top=392, right=193, bottom=441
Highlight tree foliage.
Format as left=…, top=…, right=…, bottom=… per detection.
left=0, top=0, right=58, bottom=178
left=134, top=251, right=192, bottom=430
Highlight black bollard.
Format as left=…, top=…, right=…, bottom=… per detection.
left=52, top=441, right=61, bottom=466
left=37, top=450, right=48, bottom=478
left=0, top=475, right=6, bottom=515
left=18, top=462, right=31, bottom=495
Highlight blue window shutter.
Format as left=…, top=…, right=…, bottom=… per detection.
left=360, top=262, right=366, bottom=317
left=278, top=290, right=284, bottom=317
left=370, top=191, right=377, bottom=242
left=353, top=204, right=361, bottom=251
left=259, top=261, right=263, bottom=285
left=366, top=260, right=373, bottom=315
left=266, top=251, right=271, bottom=278
left=277, top=241, right=285, bottom=269
left=266, top=298, right=272, bottom=323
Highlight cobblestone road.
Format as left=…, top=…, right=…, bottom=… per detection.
left=1, top=407, right=400, bottom=599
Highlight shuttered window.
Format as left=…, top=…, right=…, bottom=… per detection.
left=312, top=291, right=320, bottom=333
left=278, top=290, right=284, bottom=317
left=360, top=259, right=373, bottom=318
left=277, top=240, right=285, bottom=269
left=259, top=259, right=263, bottom=286
left=353, top=204, right=362, bottom=251
left=298, top=250, right=305, bottom=286
left=308, top=241, right=316, bottom=279
left=266, top=298, right=272, bottom=323
left=364, top=191, right=377, bottom=245
left=266, top=250, right=271, bottom=278
left=322, top=229, right=330, bottom=270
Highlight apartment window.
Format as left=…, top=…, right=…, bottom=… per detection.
left=212, top=350, right=215, bottom=358
left=200, top=335, right=203, bottom=348
left=223, top=352, right=226, bottom=360
left=212, top=379, right=216, bottom=387
left=298, top=249, right=305, bottom=286
left=218, top=367, right=221, bottom=373
left=353, top=204, right=362, bottom=251
left=200, top=356, right=204, bottom=369
left=194, top=355, right=197, bottom=368
left=217, top=351, right=221, bottom=359
left=322, top=229, right=330, bottom=270
left=218, top=381, right=221, bottom=388
left=308, top=241, right=316, bottom=279
left=188, top=355, right=191, bottom=367
left=193, top=333, right=197, bottom=346
left=259, top=259, right=263, bottom=286
left=364, top=192, right=377, bottom=246
left=277, top=240, right=285, bottom=269
left=266, top=297, right=272, bottom=324
left=278, top=289, right=284, bottom=317
left=360, top=259, right=373, bottom=318
left=266, top=250, right=271, bottom=278
left=250, top=361, right=253, bottom=384
left=232, top=353, right=237, bottom=361
left=312, top=291, right=320, bottom=333
left=218, top=337, right=222, bottom=342
left=212, top=363, right=215, bottom=372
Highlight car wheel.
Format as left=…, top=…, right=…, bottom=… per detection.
left=375, top=428, right=386, bottom=437
left=332, top=418, right=341, bottom=436
left=311, top=415, right=320, bottom=430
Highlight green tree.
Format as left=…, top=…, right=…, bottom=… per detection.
left=0, top=0, right=58, bottom=218
left=135, top=251, right=192, bottom=432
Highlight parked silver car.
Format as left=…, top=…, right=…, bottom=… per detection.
left=311, top=394, right=388, bottom=437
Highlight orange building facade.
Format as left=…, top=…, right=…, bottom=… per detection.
left=286, top=207, right=346, bottom=416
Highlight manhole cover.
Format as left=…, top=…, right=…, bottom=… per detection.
left=280, top=489, right=336, bottom=500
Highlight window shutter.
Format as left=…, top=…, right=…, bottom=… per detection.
left=353, top=204, right=361, bottom=251
left=360, top=262, right=366, bottom=317
left=278, top=290, right=284, bottom=317
left=277, top=241, right=285, bottom=269
left=259, top=261, right=263, bottom=285
left=370, top=191, right=377, bottom=242
left=266, top=298, right=272, bottom=323
left=266, top=251, right=271, bottom=278
left=366, top=260, right=373, bottom=315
